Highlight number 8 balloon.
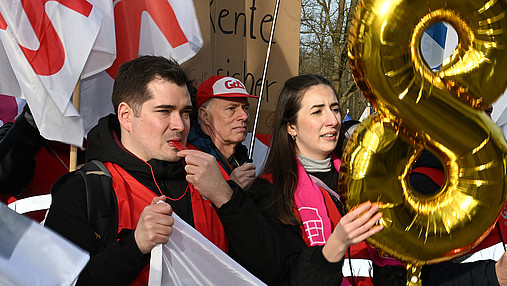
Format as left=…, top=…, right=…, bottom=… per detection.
left=342, top=0, right=507, bottom=284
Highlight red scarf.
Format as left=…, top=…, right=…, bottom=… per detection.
left=105, top=162, right=228, bottom=285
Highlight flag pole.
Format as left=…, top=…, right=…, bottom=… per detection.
left=69, top=79, right=81, bottom=172
left=248, top=0, right=281, bottom=160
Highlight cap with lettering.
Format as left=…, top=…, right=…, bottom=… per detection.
left=196, top=76, right=259, bottom=108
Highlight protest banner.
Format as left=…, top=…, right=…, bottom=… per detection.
left=183, top=0, right=302, bottom=136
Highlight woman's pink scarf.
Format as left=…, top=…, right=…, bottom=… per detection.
left=293, top=154, right=341, bottom=246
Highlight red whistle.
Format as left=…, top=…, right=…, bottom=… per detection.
left=170, top=140, right=188, bottom=151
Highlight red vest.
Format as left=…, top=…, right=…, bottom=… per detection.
left=105, top=162, right=228, bottom=285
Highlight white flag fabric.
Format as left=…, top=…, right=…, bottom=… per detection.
left=149, top=213, right=265, bottom=286
left=359, top=105, right=371, bottom=122
left=0, top=0, right=114, bottom=147
left=0, top=38, right=20, bottom=99
left=491, top=88, right=507, bottom=138
left=79, top=0, right=203, bottom=134
left=245, top=133, right=270, bottom=174
left=420, top=22, right=458, bottom=71
left=81, top=0, right=116, bottom=78
left=0, top=202, right=89, bottom=286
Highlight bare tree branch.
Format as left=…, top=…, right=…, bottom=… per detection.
left=300, top=0, right=366, bottom=120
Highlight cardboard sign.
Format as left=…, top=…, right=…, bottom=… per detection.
left=183, top=0, right=301, bottom=134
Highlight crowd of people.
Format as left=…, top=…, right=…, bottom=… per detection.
left=1, top=55, right=506, bottom=285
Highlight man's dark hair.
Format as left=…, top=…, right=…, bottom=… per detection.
left=112, top=56, right=193, bottom=115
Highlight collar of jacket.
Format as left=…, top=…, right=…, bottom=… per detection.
left=86, top=114, right=187, bottom=194
left=187, top=123, right=249, bottom=173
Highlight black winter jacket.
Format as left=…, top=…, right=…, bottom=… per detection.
left=0, top=111, right=45, bottom=195
left=44, top=114, right=278, bottom=285
left=244, top=168, right=344, bottom=286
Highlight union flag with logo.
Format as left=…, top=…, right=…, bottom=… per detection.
left=0, top=0, right=202, bottom=146
left=0, top=0, right=203, bottom=220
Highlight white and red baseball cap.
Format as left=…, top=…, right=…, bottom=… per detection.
left=196, top=76, right=258, bottom=108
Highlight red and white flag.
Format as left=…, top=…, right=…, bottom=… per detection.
left=0, top=0, right=114, bottom=147
left=80, top=0, right=203, bottom=134
left=0, top=0, right=202, bottom=224
left=0, top=0, right=201, bottom=146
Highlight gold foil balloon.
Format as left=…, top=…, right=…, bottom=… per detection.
left=341, top=0, right=507, bottom=284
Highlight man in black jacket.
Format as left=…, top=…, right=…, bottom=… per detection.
left=44, top=56, right=280, bottom=285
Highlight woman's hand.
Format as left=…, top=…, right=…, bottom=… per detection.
left=322, top=201, right=383, bottom=263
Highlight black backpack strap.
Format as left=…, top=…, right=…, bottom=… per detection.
left=75, top=160, right=118, bottom=247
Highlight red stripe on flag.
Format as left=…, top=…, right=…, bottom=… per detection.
left=18, top=0, right=93, bottom=76
left=59, top=0, right=93, bottom=17
left=0, top=12, right=6, bottom=30
left=256, top=133, right=272, bottom=147
left=107, top=0, right=189, bottom=78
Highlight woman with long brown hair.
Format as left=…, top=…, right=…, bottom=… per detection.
left=247, top=74, right=383, bottom=285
